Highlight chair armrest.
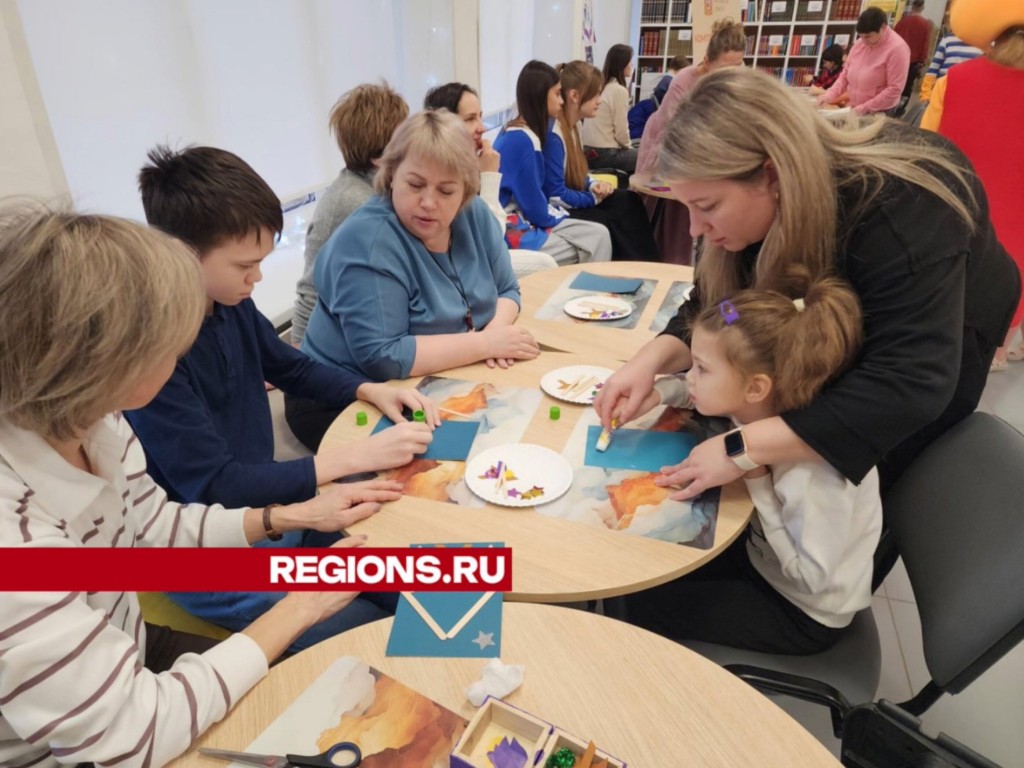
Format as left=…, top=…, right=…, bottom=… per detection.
left=725, top=663, right=852, bottom=738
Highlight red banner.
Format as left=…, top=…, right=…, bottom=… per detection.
left=0, top=548, right=513, bottom=592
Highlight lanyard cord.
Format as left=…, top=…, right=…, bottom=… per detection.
left=428, top=234, right=475, bottom=332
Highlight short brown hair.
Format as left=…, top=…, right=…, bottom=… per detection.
left=329, top=83, right=409, bottom=174
left=374, top=110, right=480, bottom=209
left=693, top=275, right=862, bottom=413
left=0, top=204, right=205, bottom=440
left=138, top=145, right=283, bottom=254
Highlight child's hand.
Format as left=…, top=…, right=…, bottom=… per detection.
left=357, top=382, right=440, bottom=427
left=360, top=420, right=433, bottom=470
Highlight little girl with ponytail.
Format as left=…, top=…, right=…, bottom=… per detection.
left=614, top=275, right=883, bottom=654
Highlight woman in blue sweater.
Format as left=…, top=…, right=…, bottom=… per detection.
left=545, top=61, right=660, bottom=262
left=303, top=110, right=540, bottom=384
left=493, top=60, right=612, bottom=265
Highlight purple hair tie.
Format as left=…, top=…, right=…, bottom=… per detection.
left=719, top=299, right=739, bottom=325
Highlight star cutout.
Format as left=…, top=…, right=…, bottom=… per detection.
left=472, top=630, right=495, bottom=649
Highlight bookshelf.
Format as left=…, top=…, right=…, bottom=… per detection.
left=635, top=0, right=867, bottom=92
left=636, top=0, right=694, bottom=100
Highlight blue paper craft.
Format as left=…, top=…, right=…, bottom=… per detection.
left=584, top=426, right=697, bottom=472
left=372, top=417, right=480, bottom=461
left=568, top=271, right=643, bottom=294
left=388, top=542, right=504, bottom=658
left=386, top=590, right=503, bottom=658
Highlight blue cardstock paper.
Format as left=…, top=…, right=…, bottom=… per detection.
left=386, top=590, right=503, bottom=658
left=584, top=426, right=697, bottom=472
left=568, top=272, right=643, bottom=294
left=372, top=417, right=480, bottom=462
left=387, top=543, right=504, bottom=659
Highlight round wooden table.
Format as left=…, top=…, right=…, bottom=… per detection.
left=320, top=352, right=751, bottom=603
left=517, top=261, right=693, bottom=361
left=171, top=603, right=840, bottom=768
left=628, top=172, right=675, bottom=200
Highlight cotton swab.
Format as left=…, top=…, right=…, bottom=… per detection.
left=596, top=418, right=619, bottom=452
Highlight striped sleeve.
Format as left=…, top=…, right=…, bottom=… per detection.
left=116, top=418, right=248, bottom=549
left=0, top=589, right=267, bottom=768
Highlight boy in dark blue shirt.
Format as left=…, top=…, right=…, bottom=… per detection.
left=128, top=145, right=437, bottom=646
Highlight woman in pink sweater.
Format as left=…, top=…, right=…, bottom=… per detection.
left=818, top=7, right=911, bottom=115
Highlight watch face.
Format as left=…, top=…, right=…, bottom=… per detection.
left=724, top=430, right=745, bottom=457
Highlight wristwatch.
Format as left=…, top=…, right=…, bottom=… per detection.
left=724, top=428, right=760, bottom=471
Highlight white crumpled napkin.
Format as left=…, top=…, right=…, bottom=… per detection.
left=466, top=658, right=526, bottom=706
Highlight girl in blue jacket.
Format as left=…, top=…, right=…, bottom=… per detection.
left=493, top=60, right=612, bottom=265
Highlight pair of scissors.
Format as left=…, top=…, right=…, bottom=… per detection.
left=199, top=742, right=361, bottom=768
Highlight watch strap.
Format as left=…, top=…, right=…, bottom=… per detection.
left=262, top=504, right=282, bottom=541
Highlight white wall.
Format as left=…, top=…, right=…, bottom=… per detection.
left=0, top=2, right=66, bottom=200
left=592, top=0, right=633, bottom=72
left=15, top=0, right=455, bottom=221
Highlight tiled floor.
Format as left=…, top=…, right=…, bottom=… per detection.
left=783, top=344, right=1024, bottom=765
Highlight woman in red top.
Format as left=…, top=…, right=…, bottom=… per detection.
left=923, top=0, right=1024, bottom=368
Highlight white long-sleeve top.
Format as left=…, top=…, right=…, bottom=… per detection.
left=0, top=414, right=268, bottom=768
left=653, top=376, right=882, bottom=627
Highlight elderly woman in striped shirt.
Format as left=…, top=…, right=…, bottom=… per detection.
left=0, top=207, right=391, bottom=768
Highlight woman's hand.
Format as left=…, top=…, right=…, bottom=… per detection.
left=278, top=479, right=403, bottom=532
left=280, top=537, right=368, bottom=622
left=479, top=138, right=501, bottom=173
left=479, top=324, right=540, bottom=369
left=592, top=181, right=614, bottom=202
left=357, top=382, right=440, bottom=427
left=592, top=358, right=659, bottom=430
left=654, top=433, right=745, bottom=500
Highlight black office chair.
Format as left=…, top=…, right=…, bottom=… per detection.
left=683, top=413, right=1024, bottom=743
left=840, top=700, right=1000, bottom=768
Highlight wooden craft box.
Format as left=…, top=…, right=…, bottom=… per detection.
left=451, top=696, right=626, bottom=768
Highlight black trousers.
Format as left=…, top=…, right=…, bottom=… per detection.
left=569, top=189, right=661, bottom=262
left=607, top=533, right=842, bottom=655
left=284, top=393, right=343, bottom=451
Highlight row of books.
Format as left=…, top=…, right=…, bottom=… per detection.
left=639, top=0, right=691, bottom=24
left=745, top=32, right=844, bottom=57
left=743, top=0, right=864, bottom=23
left=823, top=32, right=852, bottom=49
left=755, top=63, right=817, bottom=83
left=639, top=29, right=665, bottom=56
left=640, top=30, right=695, bottom=57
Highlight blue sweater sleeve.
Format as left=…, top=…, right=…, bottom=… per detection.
left=542, top=129, right=597, bottom=210
left=319, top=222, right=418, bottom=381
left=126, top=366, right=316, bottom=507
left=495, top=130, right=564, bottom=229
left=253, top=308, right=367, bottom=404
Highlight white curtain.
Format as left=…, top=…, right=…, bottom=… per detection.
left=17, top=0, right=455, bottom=220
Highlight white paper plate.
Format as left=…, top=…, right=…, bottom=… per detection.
left=540, top=365, right=615, bottom=404
left=465, top=444, right=573, bottom=508
left=563, top=295, right=633, bottom=321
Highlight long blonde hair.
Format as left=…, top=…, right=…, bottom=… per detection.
left=659, top=67, right=977, bottom=304
left=556, top=61, right=604, bottom=191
